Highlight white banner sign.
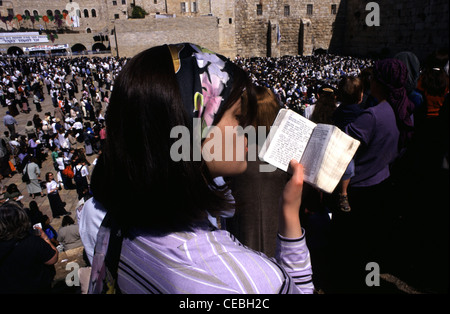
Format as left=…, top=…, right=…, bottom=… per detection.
left=0, top=35, right=49, bottom=45
left=0, top=32, right=40, bottom=36
left=24, top=44, right=69, bottom=52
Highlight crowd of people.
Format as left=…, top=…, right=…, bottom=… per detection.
left=0, top=55, right=126, bottom=293
left=0, top=55, right=127, bottom=200
left=235, top=53, right=373, bottom=115
left=0, top=44, right=448, bottom=294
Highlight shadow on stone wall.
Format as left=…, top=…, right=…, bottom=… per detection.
left=327, top=0, right=347, bottom=56
left=267, top=20, right=272, bottom=57
left=329, top=0, right=449, bottom=62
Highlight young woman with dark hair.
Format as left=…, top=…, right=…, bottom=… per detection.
left=85, top=43, right=313, bottom=294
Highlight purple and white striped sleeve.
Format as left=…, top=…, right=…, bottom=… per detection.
left=275, top=230, right=314, bottom=294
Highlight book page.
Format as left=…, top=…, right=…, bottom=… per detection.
left=259, top=109, right=316, bottom=172
left=258, top=109, right=287, bottom=160
left=300, top=124, right=334, bottom=185
left=314, top=126, right=360, bottom=193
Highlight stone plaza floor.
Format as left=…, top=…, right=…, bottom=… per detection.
left=1, top=75, right=97, bottom=293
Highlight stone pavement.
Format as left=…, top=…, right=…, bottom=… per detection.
left=1, top=71, right=97, bottom=293
left=1, top=71, right=99, bottom=228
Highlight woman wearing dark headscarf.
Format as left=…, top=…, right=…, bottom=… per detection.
left=371, top=59, right=415, bottom=152
left=85, top=43, right=314, bottom=294
left=327, top=59, right=408, bottom=293
left=341, top=59, right=414, bottom=192
left=394, top=51, right=425, bottom=124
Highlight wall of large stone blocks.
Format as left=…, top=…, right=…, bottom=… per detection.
left=211, top=0, right=236, bottom=57
left=113, top=16, right=221, bottom=57
left=121, top=0, right=236, bottom=57
left=1, top=0, right=447, bottom=61
left=234, top=0, right=342, bottom=57
left=342, top=0, right=449, bottom=61
left=134, top=0, right=167, bottom=15
left=0, top=0, right=110, bottom=34
left=0, top=0, right=112, bottom=55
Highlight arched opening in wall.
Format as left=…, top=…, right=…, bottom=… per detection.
left=71, top=43, right=87, bottom=55
left=314, top=48, right=328, bottom=55
left=7, top=46, right=24, bottom=56
left=92, top=43, right=107, bottom=53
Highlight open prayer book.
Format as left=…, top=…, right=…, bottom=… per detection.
left=259, top=109, right=360, bottom=193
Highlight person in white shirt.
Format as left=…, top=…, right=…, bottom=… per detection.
left=77, top=197, right=106, bottom=265
left=73, top=161, right=90, bottom=200
left=45, top=172, right=69, bottom=218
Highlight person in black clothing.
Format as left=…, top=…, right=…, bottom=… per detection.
left=0, top=201, right=58, bottom=293
left=26, top=201, right=45, bottom=226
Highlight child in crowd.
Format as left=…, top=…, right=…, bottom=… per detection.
left=333, top=76, right=364, bottom=212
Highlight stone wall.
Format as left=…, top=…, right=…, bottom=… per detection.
left=0, top=0, right=110, bottom=33
left=0, top=0, right=347, bottom=58
left=112, top=15, right=220, bottom=57
left=0, top=0, right=112, bottom=55
left=342, top=0, right=449, bottom=61
left=211, top=0, right=236, bottom=57
left=134, top=0, right=167, bottom=15
left=0, top=0, right=448, bottom=60
left=234, top=0, right=342, bottom=57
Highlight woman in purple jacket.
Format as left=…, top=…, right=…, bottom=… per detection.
left=328, top=59, right=415, bottom=293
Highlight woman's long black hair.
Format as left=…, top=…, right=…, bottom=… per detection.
left=90, top=45, right=256, bottom=233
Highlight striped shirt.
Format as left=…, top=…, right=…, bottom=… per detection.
left=116, top=221, right=314, bottom=294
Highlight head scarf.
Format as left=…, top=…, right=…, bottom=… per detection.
left=167, top=43, right=238, bottom=226
left=167, top=43, right=236, bottom=138
left=372, top=58, right=415, bottom=150
left=394, top=51, right=421, bottom=94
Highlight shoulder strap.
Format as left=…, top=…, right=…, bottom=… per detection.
left=88, top=211, right=123, bottom=294
left=104, top=213, right=123, bottom=293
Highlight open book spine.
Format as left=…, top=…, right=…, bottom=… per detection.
left=299, top=124, right=333, bottom=189
left=313, top=126, right=360, bottom=193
